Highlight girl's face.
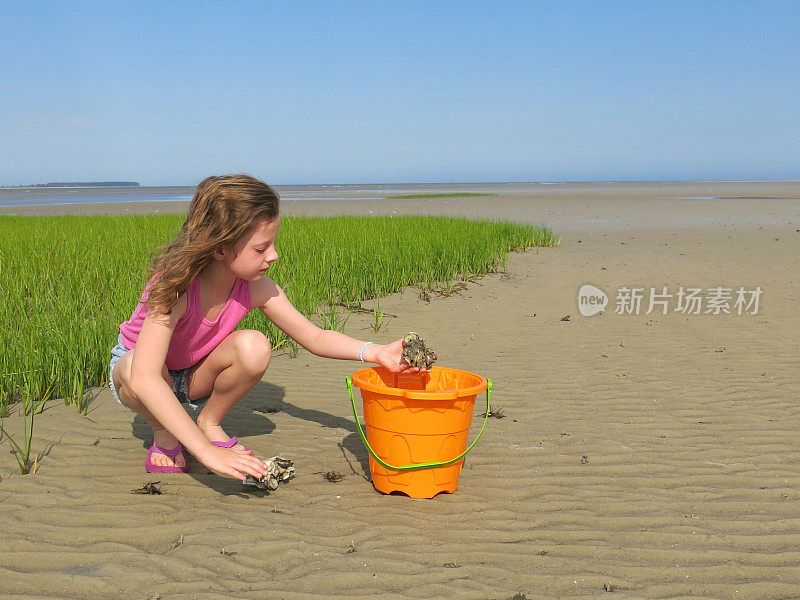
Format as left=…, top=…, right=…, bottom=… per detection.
left=221, top=218, right=280, bottom=280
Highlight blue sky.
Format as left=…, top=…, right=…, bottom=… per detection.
left=1, top=1, right=798, bottom=185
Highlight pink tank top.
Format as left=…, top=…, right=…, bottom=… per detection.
left=119, top=276, right=252, bottom=370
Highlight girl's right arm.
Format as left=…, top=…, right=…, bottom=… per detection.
left=129, top=298, right=268, bottom=481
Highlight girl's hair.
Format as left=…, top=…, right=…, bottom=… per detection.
left=145, top=174, right=280, bottom=314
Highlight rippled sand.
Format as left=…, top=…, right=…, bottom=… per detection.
left=1, top=184, right=799, bottom=599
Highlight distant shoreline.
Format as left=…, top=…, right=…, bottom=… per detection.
left=2, top=179, right=800, bottom=190
left=1, top=182, right=140, bottom=189
left=2, top=181, right=798, bottom=232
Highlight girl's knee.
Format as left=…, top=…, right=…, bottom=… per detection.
left=112, top=353, right=134, bottom=398
left=234, top=330, right=271, bottom=375
left=114, top=351, right=172, bottom=405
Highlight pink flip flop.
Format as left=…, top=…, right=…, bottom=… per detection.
left=210, top=436, right=252, bottom=455
left=146, top=441, right=190, bottom=473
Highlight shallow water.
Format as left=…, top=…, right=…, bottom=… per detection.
left=4, top=180, right=798, bottom=209
left=0, top=182, right=517, bottom=208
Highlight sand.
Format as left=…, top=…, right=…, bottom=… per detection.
left=2, top=183, right=800, bottom=599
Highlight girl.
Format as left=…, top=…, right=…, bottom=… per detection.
left=109, top=174, right=421, bottom=481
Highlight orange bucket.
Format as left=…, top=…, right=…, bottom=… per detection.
left=347, top=366, right=492, bottom=498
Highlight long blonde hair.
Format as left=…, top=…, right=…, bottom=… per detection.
left=145, top=174, right=280, bottom=314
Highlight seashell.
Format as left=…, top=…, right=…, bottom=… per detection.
left=401, top=332, right=437, bottom=369
left=424, top=348, right=437, bottom=367
left=402, top=332, right=420, bottom=346
left=243, top=456, right=295, bottom=491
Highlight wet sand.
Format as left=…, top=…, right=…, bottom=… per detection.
left=1, top=183, right=800, bottom=599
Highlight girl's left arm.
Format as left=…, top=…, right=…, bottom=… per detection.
left=253, top=277, right=421, bottom=373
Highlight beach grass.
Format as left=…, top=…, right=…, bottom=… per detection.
left=385, top=192, right=498, bottom=199
left=0, top=214, right=555, bottom=408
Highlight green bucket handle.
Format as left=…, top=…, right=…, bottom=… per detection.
left=346, top=375, right=492, bottom=472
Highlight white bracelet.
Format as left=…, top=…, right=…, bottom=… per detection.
left=359, top=341, right=373, bottom=362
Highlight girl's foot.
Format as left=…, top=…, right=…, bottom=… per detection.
left=151, top=428, right=188, bottom=469
left=196, top=422, right=253, bottom=455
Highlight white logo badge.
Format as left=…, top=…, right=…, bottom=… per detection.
left=578, top=284, right=608, bottom=316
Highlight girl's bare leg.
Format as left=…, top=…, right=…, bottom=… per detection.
left=188, top=330, right=271, bottom=453
left=111, top=351, right=187, bottom=469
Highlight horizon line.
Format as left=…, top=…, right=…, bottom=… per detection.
left=3, top=178, right=800, bottom=189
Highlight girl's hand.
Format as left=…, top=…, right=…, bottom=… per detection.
left=198, top=445, right=269, bottom=481
left=369, top=338, right=430, bottom=374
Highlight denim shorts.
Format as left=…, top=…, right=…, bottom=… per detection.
left=109, top=333, right=210, bottom=410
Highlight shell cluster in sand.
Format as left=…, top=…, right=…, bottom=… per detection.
left=402, top=332, right=437, bottom=369
left=243, top=456, right=295, bottom=491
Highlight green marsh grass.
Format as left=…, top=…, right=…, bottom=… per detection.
left=371, top=300, right=391, bottom=333
left=0, top=378, right=53, bottom=474
left=0, top=214, right=555, bottom=408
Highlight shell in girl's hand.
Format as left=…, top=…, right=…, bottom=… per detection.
left=243, top=456, right=295, bottom=491
left=401, top=332, right=437, bottom=369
